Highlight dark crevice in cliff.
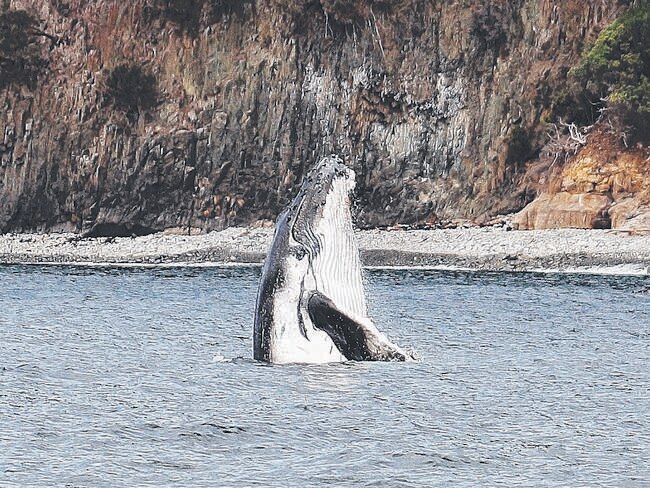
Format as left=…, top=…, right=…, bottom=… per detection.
left=83, top=222, right=157, bottom=238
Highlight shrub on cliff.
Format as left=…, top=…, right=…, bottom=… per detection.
left=319, top=0, right=410, bottom=28
left=104, top=63, right=158, bottom=117
left=571, top=2, right=649, bottom=138
left=52, top=1, right=71, bottom=17
left=146, top=0, right=253, bottom=35
left=0, top=8, right=47, bottom=89
left=469, top=3, right=510, bottom=57
left=146, top=0, right=205, bottom=35
left=268, top=0, right=412, bottom=36
left=506, top=126, right=532, bottom=168
left=320, top=0, right=363, bottom=26
left=206, top=0, right=253, bottom=18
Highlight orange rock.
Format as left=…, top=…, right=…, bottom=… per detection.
left=609, top=197, right=650, bottom=230
left=519, top=122, right=649, bottom=230
left=513, top=192, right=611, bottom=230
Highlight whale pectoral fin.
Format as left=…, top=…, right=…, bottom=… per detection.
left=307, top=291, right=412, bottom=362
left=307, top=291, right=372, bottom=361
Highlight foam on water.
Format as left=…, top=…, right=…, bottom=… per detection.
left=12, top=261, right=649, bottom=276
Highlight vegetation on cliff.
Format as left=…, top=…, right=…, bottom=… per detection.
left=0, top=5, right=47, bottom=89
left=104, top=63, right=158, bottom=118
left=571, top=1, right=650, bottom=141
left=146, top=0, right=255, bottom=35
left=515, top=2, right=650, bottom=230
left=572, top=2, right=649, bottom=113
left=148, top=0, right=415, bottom=35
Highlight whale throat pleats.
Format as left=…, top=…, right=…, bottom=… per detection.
left=311, top=178, right=367, bottom=320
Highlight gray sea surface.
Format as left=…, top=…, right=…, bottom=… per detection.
left=1, top=265, right=649, bottom=487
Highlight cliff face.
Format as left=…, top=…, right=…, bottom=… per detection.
left=0, top=0, right=630, bottom=233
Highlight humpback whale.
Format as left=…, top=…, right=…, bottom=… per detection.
left=253, top=156, right=413, bottom=364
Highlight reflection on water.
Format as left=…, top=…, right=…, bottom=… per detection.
left=1, top=265, right=649, bottom=486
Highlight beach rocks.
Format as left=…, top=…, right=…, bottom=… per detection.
left=1, top=228, right=650, bottom=274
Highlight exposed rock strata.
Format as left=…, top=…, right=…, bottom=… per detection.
left=514, top=193, right=611, bottom=230
left=515, top=126, right=650, bottom=230
left=0, top=0, right=632, bottom=233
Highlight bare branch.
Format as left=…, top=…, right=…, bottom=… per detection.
left=559, top=119, right=590, bottom=145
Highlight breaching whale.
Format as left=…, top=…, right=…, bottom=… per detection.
left=253, top=156, right=413, bottom=364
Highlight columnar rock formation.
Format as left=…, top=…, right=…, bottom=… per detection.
left=0, top=0, right=636, bottom=234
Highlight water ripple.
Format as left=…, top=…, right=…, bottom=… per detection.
left=0, top=266, right=648, bottom=486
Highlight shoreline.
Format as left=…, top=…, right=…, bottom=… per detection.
left=1, top=227, right=649, bottom=275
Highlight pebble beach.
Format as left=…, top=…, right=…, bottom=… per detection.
left=1, top=227, right=649, bottom=274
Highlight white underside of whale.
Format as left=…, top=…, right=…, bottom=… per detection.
left=269, top=254, right=347, bottom=364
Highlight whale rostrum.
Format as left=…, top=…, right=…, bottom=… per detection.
left=253, top=155, right=414, bottom=364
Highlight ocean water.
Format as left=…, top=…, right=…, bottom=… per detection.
left=1, top=265, right=649, bottom=487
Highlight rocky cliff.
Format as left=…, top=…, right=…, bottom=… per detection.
left=513, top=123, right=650, bottom=231
left=0, top=0, right=636, bottom=234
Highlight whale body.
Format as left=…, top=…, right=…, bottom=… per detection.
left=253, top=156, right=413, bottom=364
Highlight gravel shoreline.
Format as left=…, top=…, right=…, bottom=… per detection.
left=1, top=227, right=649, bottom=274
